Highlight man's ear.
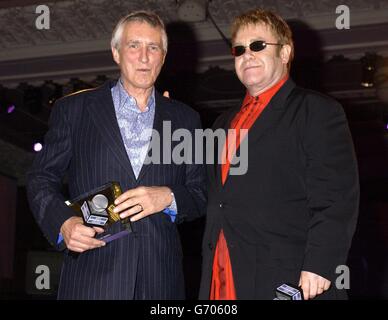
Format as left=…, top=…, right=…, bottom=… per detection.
left=161, top=51, right=167, bottom=66
left=280, top=44, right=291, bottom=65
left=112, top=47, right=120, bottom=65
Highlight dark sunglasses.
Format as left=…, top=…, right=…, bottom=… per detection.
left=231, top=40, right=283, bottom=57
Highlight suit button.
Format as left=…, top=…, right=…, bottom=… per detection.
left=219, top=202, right=224, bottom=208
left=208, top=243, right=214, bottom=250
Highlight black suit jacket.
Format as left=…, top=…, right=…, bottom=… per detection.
left=199, top=79, right=359, bottom=299
left=27, top=80, right=207, bottom=299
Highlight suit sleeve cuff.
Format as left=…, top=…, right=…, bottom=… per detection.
left=163, top=193, right=178, bottom=222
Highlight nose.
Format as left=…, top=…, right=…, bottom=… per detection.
left=243, top=46, right=255, bottom=58
left=139, top=45, right=149, bottom=63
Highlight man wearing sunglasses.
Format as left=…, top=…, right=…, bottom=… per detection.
left=199, top=8, right=359, bottom=300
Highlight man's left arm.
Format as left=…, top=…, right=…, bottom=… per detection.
left=301, top=97, right=360, bottom=299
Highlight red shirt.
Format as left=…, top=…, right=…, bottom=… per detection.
left=210, top=75, right=288, bottom=300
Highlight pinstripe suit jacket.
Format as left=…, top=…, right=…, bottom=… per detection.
left=26, top=80, right=207, bottom=299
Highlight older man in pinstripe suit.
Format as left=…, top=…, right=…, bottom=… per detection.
left=26, top=11, right=207, bottom=299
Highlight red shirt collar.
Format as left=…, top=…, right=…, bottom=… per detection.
left=242, top=75, right=289, bottom=107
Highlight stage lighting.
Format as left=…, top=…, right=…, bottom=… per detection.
left=33, top=142, right=43, bottom=152
left=361, top=53, right=377, bottom=88
left=7, top=105, right=15, bottom=114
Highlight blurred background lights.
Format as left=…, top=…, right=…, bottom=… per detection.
left=33, top=142, right=43, bottom=152
left=7, top=105, right=15, bottom=114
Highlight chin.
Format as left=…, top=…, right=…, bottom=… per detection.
left=134, top=79, right=153, bottom=87
left=137, top=83, right=153, bottom=90
left=244, top=78, right=264, bottom=88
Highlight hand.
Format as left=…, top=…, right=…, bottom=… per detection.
left=60, top=216, right=105, bottom=253
left=163, top=91, right=170, bottom=98
left=298, top=270, right=331, bottom=300
left=113, top=186, right=173, bottom=222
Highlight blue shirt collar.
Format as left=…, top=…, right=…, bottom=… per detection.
left=115, top=78, right=155, bottom=115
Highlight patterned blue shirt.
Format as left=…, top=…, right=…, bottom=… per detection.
left=111, top=79, right=155, bottom=178
left=111, top=79, right=177, bottom=219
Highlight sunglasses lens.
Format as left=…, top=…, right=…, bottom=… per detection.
left=250, top=41, right=266, bottom=52
left=232, top=46, right=245, bottom=57
left=232, top=41, right=267, bottom=56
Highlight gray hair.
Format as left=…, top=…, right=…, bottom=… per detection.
left=111, top=11, right=168, bottom=53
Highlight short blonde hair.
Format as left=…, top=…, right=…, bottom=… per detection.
left=231, top=8, right=294, bottom=70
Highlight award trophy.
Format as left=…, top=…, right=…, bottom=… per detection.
left=274, top=283, right=304, bottom=300
left=65, top=182, right=133, bottom=243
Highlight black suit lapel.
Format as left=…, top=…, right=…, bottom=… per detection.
left=136, top=91, right=174, bottom=182
left=211, top=106, right=240, bottom=190
left=247, top=79, right=296, bottom=146
left=86, top=80, right=136, bottom=182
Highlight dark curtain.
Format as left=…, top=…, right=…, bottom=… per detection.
left=0, top=175, right=17, bottom=280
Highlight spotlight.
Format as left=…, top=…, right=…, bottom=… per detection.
left=176, top=0, right=231, bottom=47
left=361, top=53, right=377, bottom=88
left=33, top=142, right=43, bottom=152
left=7, top=105, right=15, bottom=114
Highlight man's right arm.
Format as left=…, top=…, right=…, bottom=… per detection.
left=26, top=98, right=97, bottom=251
left=60, top=217, right=105, bottom=252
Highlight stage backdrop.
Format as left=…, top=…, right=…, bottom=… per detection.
left=0, top=174, right=17, bottom=280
